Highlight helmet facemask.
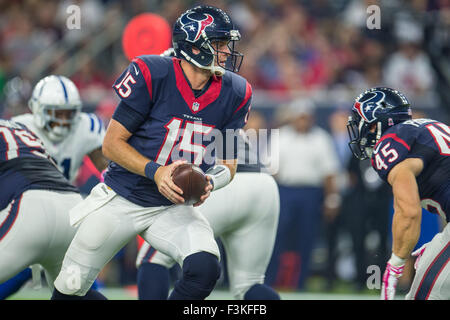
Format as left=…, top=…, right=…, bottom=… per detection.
left=32, top=102, right=81, bottom=142
left=178, top=29, right=243, bottom=76
left=347, top=112, right=381, bottom=160
left=46, top=106, right=80, bottom=142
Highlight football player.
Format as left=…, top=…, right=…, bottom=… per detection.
left=0, top=119, right=105, bottom=299
left=0, top=75, right=108, bottom=299
left=12, top=75, right=108, bottom=183
left=347, top=87, right=450, bottom=300
left=136, top=130, right=281, bottom=300
left=52, top=5, right=251, bottom=300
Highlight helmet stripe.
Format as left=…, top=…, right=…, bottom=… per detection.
left=57, top=76, right=69, bottom=103
left=38, top=81, right=46, bottom=98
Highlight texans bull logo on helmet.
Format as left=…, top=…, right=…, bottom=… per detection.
left=353, top=90, right=386, bottom=123
left=180, top=12, right=214, bottom=43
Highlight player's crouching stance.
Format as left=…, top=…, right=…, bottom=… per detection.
left=52, top=5, right=251, bottom=300
left=0, top=120, right=106, bottom=299
left=347, top=87, right=450, bottom=300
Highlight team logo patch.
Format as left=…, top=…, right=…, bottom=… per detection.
left=180, top=12, right=214, bottom=42
left=353, top=90, right=386, bottom=123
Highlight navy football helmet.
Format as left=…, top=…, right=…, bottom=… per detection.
left=347, top=87, right=412, bottom=160
left=172, top=5, right=243, bottom=76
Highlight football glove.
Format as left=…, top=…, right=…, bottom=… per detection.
left=381, top=253, right=405, bottom=300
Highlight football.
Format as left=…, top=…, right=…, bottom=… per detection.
left=172, top=163, right=208, bottom=205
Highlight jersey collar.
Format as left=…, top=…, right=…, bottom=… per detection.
left=172, top=58, right=222, bottom=114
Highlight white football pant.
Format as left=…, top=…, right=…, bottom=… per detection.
left=54, top=183, right=219, bottom=296
left=136, top=172, right=280, bottom=299
left=0, top=190, right=82, bottom=288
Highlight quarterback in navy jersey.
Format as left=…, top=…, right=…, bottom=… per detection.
left=52, top=5, right=251, bottom=300
left=104, top=50, right=251, bottom=207
left=347, top=87, right=450, bottom=300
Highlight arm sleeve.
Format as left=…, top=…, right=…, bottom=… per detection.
left=112, top=100, right=146, bottom=134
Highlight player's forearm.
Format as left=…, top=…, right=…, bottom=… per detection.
left=390, top=173, right=422, bottom=259
left=102, top=137, right=150, bottom=177
left=391, top=205, right=422, bottom=259
left=388, top=159, right=423, bottom=259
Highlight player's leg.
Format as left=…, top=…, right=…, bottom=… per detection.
left=136, top=241, right=177, bottom=299
left=31, top=191, right=107, bottom=300
left=0, top=192, right=54, bottom=284
left=140, top=205, right=220, bottom=300
left=406, top=224, right=450, bottom=300
left=221, top=173, right=281, bottom=299
left=52, top=196, right=139, bottom=299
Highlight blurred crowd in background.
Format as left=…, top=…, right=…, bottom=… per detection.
left=0, top=0, right=449, bottom=294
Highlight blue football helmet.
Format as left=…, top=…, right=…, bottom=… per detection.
left=347, top=87, right=412, bottom=160
left=172, top=5, right=243, bottom=76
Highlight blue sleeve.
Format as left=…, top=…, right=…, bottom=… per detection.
left=112, top=101, right=146, bottom=133
left=112, top=57, right=153, bottom=118
left=371, top=133, right=412, bottom=182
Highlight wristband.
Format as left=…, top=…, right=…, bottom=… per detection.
left=145, top=161, right=161, bottom=180
left=388, top=253, right=406, bottom=267
left=206, top=165, right=231, bottom=191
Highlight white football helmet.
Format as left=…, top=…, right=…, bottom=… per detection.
left=28, top=75, right=82, bottom=142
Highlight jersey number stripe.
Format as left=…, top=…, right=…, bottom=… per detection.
left=155, top=118, right=214, bottom=166
left=374, top=142, right=399, bottom=170
left=0, top=127, right=47, bottom=160
left=426, top=123, right=450, bottom=156
left=114, top=71, right=136, bottom=98
left=0, top=127, right=19, bottom=160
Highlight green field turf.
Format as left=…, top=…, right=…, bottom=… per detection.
left=7, top=285, right=402, bottom=300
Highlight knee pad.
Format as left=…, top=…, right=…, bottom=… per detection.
left=169, top=251, right=220, bottom=300
left=183, top=251, right=221, bottom=289
left=53, top=256, right=100, bottom=296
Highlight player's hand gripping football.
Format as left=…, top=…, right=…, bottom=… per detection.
left=381, top=256, right=405, bottom=300
left=154, top=160, right=187, bottom=204
left=193, top=175, right=213, bottom=207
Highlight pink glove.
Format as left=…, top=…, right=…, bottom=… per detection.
left=381, top=254, right=405, bottom=300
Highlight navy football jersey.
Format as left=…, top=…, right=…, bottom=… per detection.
left=236, top=130, right=264, bottom=173
left=0, top=119, right=78, bottom=211
left=371, top=118, right=450, bottom=221
left=105, top=55, right=252, bottom=207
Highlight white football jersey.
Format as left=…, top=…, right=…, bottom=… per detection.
left=12, top=112, right=105, bottom=183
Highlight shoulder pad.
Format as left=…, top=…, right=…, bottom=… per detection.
left=133, top=55, right=173, bottom=80
left=225, top=72, right=251, bottom=100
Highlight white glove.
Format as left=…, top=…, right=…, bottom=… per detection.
left=381, top=253, right=405, bottom=300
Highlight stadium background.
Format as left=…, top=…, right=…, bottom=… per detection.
left=0, top=0, right=449, bottom=299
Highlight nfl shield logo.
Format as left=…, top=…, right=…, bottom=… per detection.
left=192, top=102, right=200, bottom=112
